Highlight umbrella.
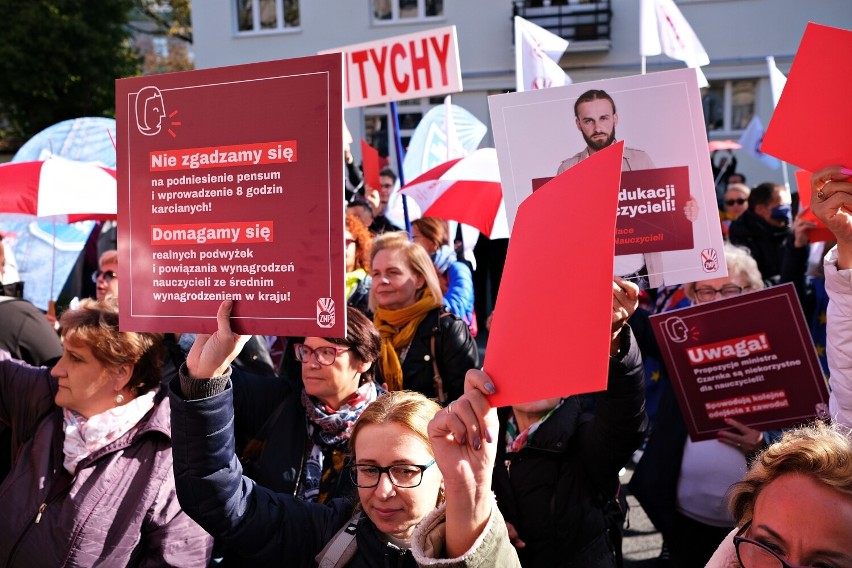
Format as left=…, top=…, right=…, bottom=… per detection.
left=0, top=156, right=117, bottom=310
left=13, top=117, right=117, bottom=167
left=400, top=148, right=509, bottom=239
left=0, top=156, right=117, bottom=223
left=708, top=140, right=742, bottom=151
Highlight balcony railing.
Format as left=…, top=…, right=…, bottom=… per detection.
left=513, top=1, right=612, bottom=49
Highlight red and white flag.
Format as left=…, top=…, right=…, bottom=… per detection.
left=766, top=56, right=787, bottom=108
left=640, top=0, right=710, bottom=87
left=515, top=16, right=571, bottom=92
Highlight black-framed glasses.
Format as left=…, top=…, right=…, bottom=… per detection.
left=348, top=460, right=436, bottom=488
left=733, top=522, right=813, bottom=568
left=91, top=270, right=118, bottom=284
left=725, top=198, right=747, bottom=206
left=694, top=284, right=749, bottom=302
left=293, top=343, right=350, bottom=366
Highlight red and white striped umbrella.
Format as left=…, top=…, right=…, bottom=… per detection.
left=0, top=156, right=117, bottom=222
left=400, top=148, right=508, bottom=239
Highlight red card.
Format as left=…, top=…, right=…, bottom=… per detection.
left=795, top=169, right=834, bottom=243
left=650, top=284, right=829, bottom=441
left=762, top=23, right=852, bottom=172
left=483, top=142, right=623, bottom=407
left=361, top=139, right=381, bottom=193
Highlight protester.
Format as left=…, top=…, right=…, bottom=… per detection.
left=0, top=298, right=212, bottom=566
left=705, top=421, right=852, bottom=568
left=168, top=300, right=519, bottom=567
left=93, top=249, right=119, bottom=301
left=630, top=243, right=771, bottom=568
left=720, top=183, right=750, bottom=238
left=491, top=277, right=647, bottom=567
left=370, top=231, right=479, bottom=404
left=345, top=213, right=373, bottom=317
left=808, top=164, right=852, bottom=427
left=729, top=182, right=793, bottom=284
left=411, top=217, right=475, bottom=327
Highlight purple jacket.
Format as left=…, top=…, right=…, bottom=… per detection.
left=0, top=359, right=212, bottom=567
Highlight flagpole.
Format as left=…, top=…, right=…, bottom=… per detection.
left=781, top=161, right=791, bottom=194
left=641, top=55, right=647, bottom=75
left=389, top=101, right=412, bottom=235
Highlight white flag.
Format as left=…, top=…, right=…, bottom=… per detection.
left=738, top=115, right=780, bottom=170
left=766, top=56, right=787, bottom=108
left=514, top=16, right=571, bottom=92
left=640, top=0, right=710, bottom=87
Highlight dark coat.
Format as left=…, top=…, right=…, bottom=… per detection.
left=400, top=308, right=479, bottom=404
left=728, top=209, right=791, bottom=283
left=170, top=378, right=419, bottom=568
left=492, top=329, right=647, bottom=568
left=0, top=359, right=212, bottom=567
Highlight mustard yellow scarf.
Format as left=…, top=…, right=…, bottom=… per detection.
left=373, top=289, right=440, bottom=391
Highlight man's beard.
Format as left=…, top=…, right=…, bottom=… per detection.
left=583, top=127, right=616, bottom=152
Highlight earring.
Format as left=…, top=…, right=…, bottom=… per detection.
left=115, top=393, right=125, bottom=405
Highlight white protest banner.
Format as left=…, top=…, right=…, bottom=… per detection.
left=322, top=26, right=462, bottom=108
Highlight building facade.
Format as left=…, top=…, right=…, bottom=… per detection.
left=192, top=0, right=852, bottom=189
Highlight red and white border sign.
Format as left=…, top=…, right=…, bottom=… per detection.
left=323, top=25, right=462, bottom=108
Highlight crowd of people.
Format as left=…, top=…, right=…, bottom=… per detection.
left=0, top=155, right=850, bottom=567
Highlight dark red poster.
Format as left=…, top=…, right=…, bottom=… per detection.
left=116, top=54, right=346, bottom=336
left=650, top=284, right=829, bottom=441
left=532, top=166, right=693, bottom=255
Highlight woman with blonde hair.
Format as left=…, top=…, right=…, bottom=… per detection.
left=168, top=301, right=519, bottom=566
left=370, top=232, right=478, bottom=404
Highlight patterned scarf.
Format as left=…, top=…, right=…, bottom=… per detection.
left=373, top=289, right=441, bottom=391
left=62, top=390, right=157, bottom=474
left=504, top=400, right=564, bottom=454
left=298, top=382, right=379, bottom=502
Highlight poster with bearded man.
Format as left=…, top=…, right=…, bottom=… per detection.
left=489, top=68, right=726, bottom=287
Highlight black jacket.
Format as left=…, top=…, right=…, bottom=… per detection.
left=728, top=210, right=791, bottom=283
left=400, top=307, right=479, bottom=404
left=492, top=329, right=647, bottom=567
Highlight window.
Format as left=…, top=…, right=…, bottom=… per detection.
left=702, top=79, right=756, bottom=134
left=373, top=0, right=444, bottom=23
left=236, top=0, right=299, bottom=34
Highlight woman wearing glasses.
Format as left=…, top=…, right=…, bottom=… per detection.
left=706, top=421, right=852, bottom=568
left=720, top=183, right=750, bottom=239
left=93, top=249, right=119, bottom=301
left=370, top=232, right=478, bottom=404
left=226, top=307, right=383, bottom=504
left=169, top=301, right=519, bottom=567
left=630, top=243, right=772, bottom=568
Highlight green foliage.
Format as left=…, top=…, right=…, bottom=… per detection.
left=0, top=0, right=141, bottom=140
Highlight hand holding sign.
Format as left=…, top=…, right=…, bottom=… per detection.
left=810, top=166, right=852, bottom=268
left=612, top=277, right=639, bottom=353
left=186, top=300, right=251, bottom=379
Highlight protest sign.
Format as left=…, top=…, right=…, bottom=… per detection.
left=484, top=143, right=623, bottom=407
left=116, top=54, right=346, bottom=336
left=651, top=284, right=829, bottom=441
left=762, top=23, right=852, bottom=172
left=322, top=26, right=462, bottom=108
left=489, top=68, right=725, bottom=287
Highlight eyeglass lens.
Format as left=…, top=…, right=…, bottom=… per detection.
left=725, top=198, right=747, bottom=206
left=295, top=344, right=341, bottom=366
left=736, top=539, right=787, bottom=568
left=92, top=270, right=117, bottom=284
left=349, top=464, right=427, bottom=488
left=696, top=285, right=743, bottom=300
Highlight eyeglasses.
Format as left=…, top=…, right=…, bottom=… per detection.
left=345, top=238, right=356, bottom=247
left=694, top=284, right=749, bottom=302
left=348, top=460, right=436, bottom=488
left=725, top=198, right=747, bottom=206
left=733, top=522, right=813, bottom=568
left=91, top=270, right=118, bottom=284
left=293, top=343, right=350, bottom=366
left=380, top=183, right=394, bottom=189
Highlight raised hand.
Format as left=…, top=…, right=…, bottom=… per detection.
left=186, top=300, right=251, bottom=379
